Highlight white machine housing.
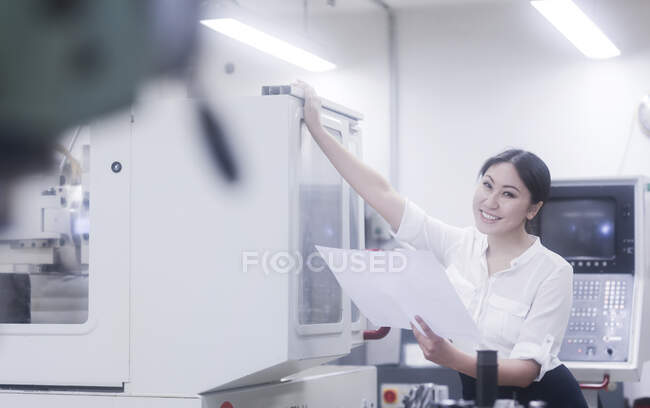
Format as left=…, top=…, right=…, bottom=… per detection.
left=0, top=87, right=369, bottom=404
left=203, top=365, right=377, bottom=408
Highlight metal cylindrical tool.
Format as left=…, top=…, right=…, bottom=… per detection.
left=476, top=350, right=498, bottom=407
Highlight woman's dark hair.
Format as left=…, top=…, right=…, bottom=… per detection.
left=478, top=149, right=551, bottom=204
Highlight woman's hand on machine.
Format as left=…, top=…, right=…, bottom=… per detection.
left=411, top=315, right=458, bottom=368
left=293, top=80, right=323, bottom=135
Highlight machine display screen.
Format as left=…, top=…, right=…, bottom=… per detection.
left=541, top=198, right=616, bottom=259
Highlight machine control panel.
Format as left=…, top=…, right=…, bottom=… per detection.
left=559, top=273, right=633, bottom=362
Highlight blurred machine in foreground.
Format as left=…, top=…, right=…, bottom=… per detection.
left=0, top=87, right=375, bottom=407
left=0, top=1, right=239, bottom=231
left=0, top=1, right=199, bottom=221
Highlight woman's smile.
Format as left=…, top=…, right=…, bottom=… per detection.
left=479, top=209, right=502, bottom=222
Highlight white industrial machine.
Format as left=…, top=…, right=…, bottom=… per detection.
left=530, top=177, right=650, bottom=406
left=203, top=365, right=377, bottom=408
left=0, top=86, right=379, bottom=406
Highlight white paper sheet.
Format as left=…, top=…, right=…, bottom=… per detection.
left=315, top=246, right=480, bottom=348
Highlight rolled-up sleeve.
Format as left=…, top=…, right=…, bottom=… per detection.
left=394, top=198, right=467, bottom=267
left=509, top=264, right=573, bottom=381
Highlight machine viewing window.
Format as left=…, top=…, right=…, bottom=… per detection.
left=298, top=124, right=343, bottom=325
left=348, top=138, right=362, bottom=324
left=0, top=129, right=90, bottom=324
left=541, top=198, right=616, bottom=260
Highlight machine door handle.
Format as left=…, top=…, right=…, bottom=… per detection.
left=363, top=326, right=391, bottom=340
left=362, top=249, right=391, bottom=340
left=579, top=374, right=610, bottom=390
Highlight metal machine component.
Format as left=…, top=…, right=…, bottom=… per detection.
left=381, top=382, right=449, bottom=408
left=380, top=382, right=537, bottom=408
left=529, top=178, right=650, bottom=382
left=476, top=350, right=497, bottom=408
left=203, top=366, right=377, bottom=408
left=376, top=329, right=464, bottom=407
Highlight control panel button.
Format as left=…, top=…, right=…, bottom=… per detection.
left=383, top=389, right=397, bottom=404
left=622, top=204, right=632, bottom=217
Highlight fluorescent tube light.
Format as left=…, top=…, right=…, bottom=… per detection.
left=200, top=18, right=336, bottom=72
left=531, top=0, right=620, bottom=59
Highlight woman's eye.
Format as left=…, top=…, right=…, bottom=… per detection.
left=483, top=182, right=492, bottom=189
left=503, top=191, right=515, bottom=198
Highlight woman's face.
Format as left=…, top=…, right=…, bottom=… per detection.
left=472, top=162, right=542, bottom=236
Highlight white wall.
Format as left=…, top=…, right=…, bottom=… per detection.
left=395, top=0, right=650, bottom=401
left=396, top=0, right=650, bottom=227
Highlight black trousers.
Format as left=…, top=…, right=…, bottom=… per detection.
left=459, top=364, right=588, bottom=408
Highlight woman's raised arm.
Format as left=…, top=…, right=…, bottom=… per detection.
left=295, top=81, right=405, bottom=231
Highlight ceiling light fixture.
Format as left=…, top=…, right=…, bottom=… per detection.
left=200, top=18, right=336, bottom=72
left=531, top=0, right=620, bottom=59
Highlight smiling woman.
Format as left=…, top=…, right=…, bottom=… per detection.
left=472, top=150, right=548, bottom=274
left=296, top=80, right=588, bottom=407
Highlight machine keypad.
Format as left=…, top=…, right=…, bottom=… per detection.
left=559, top=273, right=633, bottom=362
left=573, top=280, right=600, bottom=300
left=604, top=280, right=626, bottom=310
left=568, top=321, right=596, bottom=332
left=570, top=307, right=598, bottom=317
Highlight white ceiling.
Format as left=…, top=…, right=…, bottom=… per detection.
left=382, top=0, right=512, bottom=8
left=231, top=0, right=513, bottom=16
left=220, top=0, right=650, bottom=54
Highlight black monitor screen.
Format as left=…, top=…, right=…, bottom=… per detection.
left=540, top=198, right=616, bottom=259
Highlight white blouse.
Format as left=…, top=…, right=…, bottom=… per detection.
left=395, top=199, right=573, bottom=381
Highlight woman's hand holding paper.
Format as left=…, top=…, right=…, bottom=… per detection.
left=411, top=315, right=459, bottom=368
